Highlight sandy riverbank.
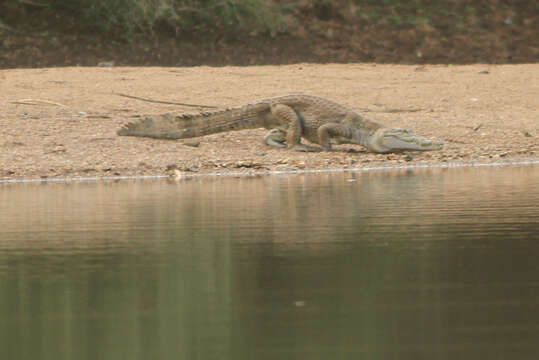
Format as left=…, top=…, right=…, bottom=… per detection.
left=1, top=64, right=537, bottom=181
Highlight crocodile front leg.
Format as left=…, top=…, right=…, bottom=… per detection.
left=264, top=126, right=343, bottom=151
left=317, top=123, right=352, bottom=151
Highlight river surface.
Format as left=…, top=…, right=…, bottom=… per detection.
left=1, top=165, right=538, bottom=360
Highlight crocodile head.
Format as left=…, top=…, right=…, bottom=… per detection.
left=367, top=128, right=444, bottom=153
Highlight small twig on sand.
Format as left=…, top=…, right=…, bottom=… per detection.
left=114, top=93, right=218, bottom=109
left=12, top=99, right=68, bottom=107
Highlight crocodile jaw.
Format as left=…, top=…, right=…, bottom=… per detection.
left=368, top=128, right=444, bottom=153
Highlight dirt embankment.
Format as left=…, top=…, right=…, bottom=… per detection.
left=1, top=1, right=538, bottom=68
left=0, top=64, right=537, bottom=181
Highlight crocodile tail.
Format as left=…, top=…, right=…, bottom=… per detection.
left=117, top=102, right=270, bottom=139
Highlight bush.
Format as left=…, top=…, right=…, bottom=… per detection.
left=50, top=0, right=287, bottom=38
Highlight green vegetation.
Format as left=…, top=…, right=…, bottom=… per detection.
left=61, top=0, right=287, bottom=37
left=3, top=0, right=288, bottom=38
left=2, top=0, right=535, bottom=40
left=3, top=0, right=534, bottom=39
left=1, top=0, right=536, bottom=65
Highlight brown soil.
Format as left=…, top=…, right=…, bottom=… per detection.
left=1, top=1, right=538, bottom=68
left=0, top=64, right=537, bottom=181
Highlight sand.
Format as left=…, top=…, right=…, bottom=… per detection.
left=0, top=64, right=537, bottom=181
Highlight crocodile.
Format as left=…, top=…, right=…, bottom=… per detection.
left=117, top=94, right=443, bottom=153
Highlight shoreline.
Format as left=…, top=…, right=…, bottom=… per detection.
left=2, top=65, right=537, bottom=183
left=2, top=158, right=538, bottom=185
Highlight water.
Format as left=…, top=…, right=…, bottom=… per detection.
left=1, top=165, right=538, bottom=360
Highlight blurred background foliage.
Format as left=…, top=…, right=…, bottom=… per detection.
left=1, top=0, right=537, bottom=66
left=2, top=0, right=536, bottom=39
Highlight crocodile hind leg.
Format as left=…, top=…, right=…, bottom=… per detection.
left=270, top=104, right=319, bottom=152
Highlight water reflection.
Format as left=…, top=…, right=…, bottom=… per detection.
left=0, top=166, right=538, bottom=359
